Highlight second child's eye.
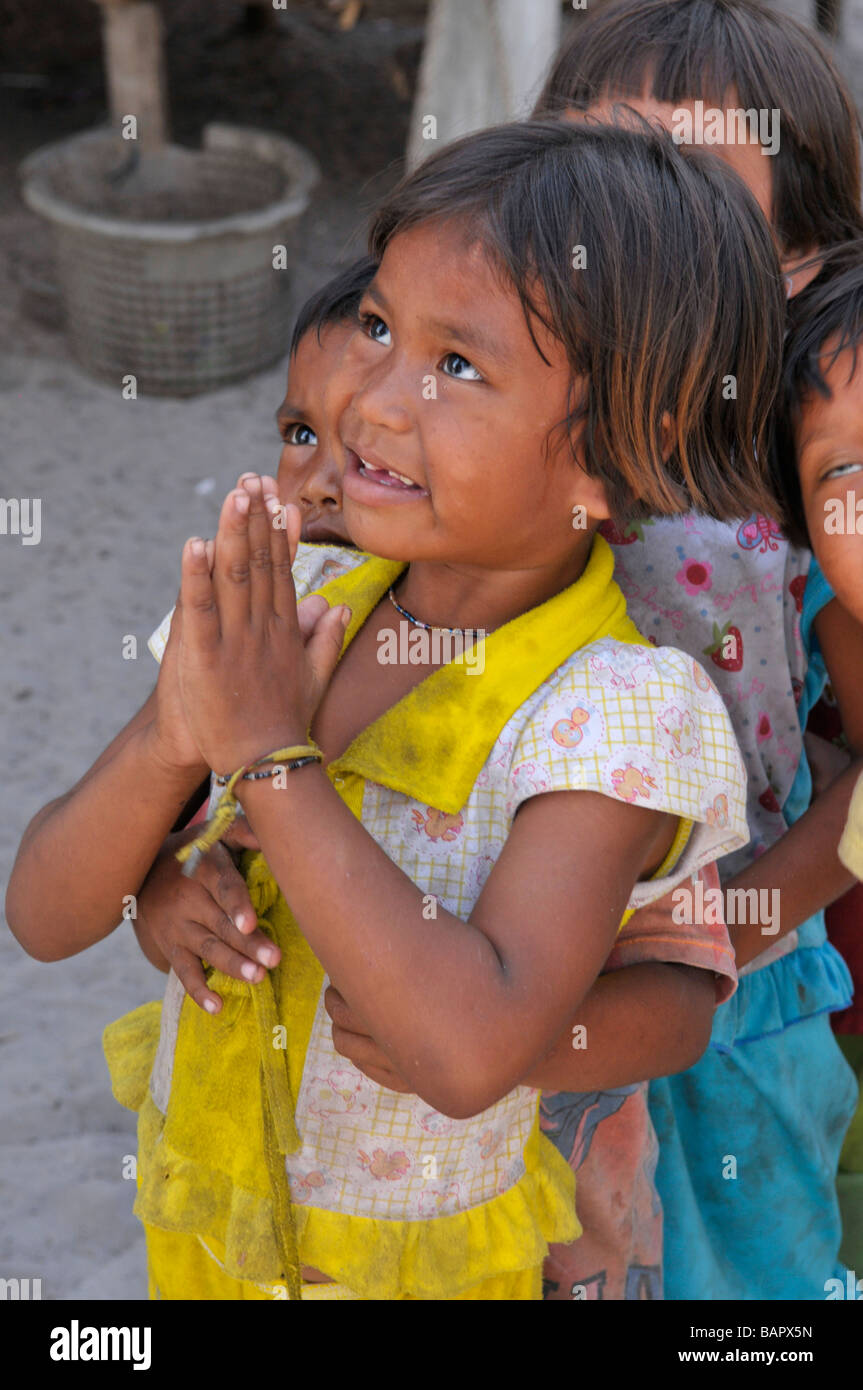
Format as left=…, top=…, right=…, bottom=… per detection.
left=360, top=312, right=392, bottom=347
left=281, top=422, right=317, bottom=447
left=440, top=352, right=483, bottom=381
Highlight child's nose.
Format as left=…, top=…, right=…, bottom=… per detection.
left=351, top=354, right=414, bottom=434
left=300, top=461, right=341, bottom=510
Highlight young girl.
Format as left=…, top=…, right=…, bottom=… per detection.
left=6, top=119, right=784, bottom=1300
left=534, top=0, right=863, bottom=1298
left=133, top=263, right=740, bottom=1302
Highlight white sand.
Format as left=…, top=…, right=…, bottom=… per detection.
left=0, top=347, right=304, bottom=1299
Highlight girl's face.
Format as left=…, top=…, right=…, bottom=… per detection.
left=275, top=322, right=357, bottom=546
left=336, top=220, right=609, bottom=571
left=796, top=340, right=863, bottom=627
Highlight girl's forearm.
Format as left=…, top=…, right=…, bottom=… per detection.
left=728, top=758, right=863, bottom=968
left=6, top=723, right=205, bottom=962
left=523, top=963, right=716, bottom=1091
left=240, top=769, right=520, bottom=1116
left=237, top=769, right=639, bottom=1118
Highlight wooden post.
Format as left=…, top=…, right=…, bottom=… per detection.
left=407, top=0, right=561, bottom=170
left=92, top=0, right=169, bottom=149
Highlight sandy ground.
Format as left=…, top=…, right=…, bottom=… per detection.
left=1, top=0, right=861, bottom=1302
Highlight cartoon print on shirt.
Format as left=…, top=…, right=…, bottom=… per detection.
left=610, top=763, right=658, bottom=803
left=307, top=1067, right=371, bottom=1121
left=736, top=513, right=783, bottom=554
left=411, top=807, right=464, bottom=841
left=656, top=705, right=701, bottom=761
left=357, top=1148, right=412, bottom=1181
left=551, top=708, right=591, bottom=748
left=704, top=792, right=730, bottom=829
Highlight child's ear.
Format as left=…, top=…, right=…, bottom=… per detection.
left=571, top=469, right=612, bottom=523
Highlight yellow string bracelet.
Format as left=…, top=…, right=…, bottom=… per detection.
left=176, top=743, right=323, bottom=878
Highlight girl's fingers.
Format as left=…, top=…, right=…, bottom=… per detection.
left=193, top=923, right=268, bottom=984
left=268, top=497, right=302, bottom=622
left=212, top=488, right=252, bottom=632
left=240, top=475, right=275, bottom=620
left=168, top=943, right=224, bottom=1014
left=324, top=983, right=363, bottom=1031
left=179, top=538, right=219, bottom=650
left=330, top=1024, right=415, bottom=1094
left=219, top=817, right=261, bottom=852
left=304, top=600, right=351, bottom=694
left=236, top=472, right=279, bottom=504
left=195, top=847, right=279, bottom=963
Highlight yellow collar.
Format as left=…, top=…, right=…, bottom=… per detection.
left=312, top=534, right=643, bottom=814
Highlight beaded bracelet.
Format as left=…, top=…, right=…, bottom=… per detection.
left=176, top=743, right=323, bottom=877
left=213, top=754, right=320, bottom=787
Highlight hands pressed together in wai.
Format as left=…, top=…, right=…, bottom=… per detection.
left=138, top=473, right=395, bottom=1082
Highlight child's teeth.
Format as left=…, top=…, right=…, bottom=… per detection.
left=360, top=457, right=417, bottom=488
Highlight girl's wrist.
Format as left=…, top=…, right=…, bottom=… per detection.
left=235, top=756, right=326, bottom=811
left=142, top=722, right=209, bottom=786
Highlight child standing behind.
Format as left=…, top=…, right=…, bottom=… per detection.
left=775, top=240, right=863, bottom=1277
left=7, top=120, right=783, bottom=1299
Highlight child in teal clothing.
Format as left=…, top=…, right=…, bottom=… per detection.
left=776, top=240, right=863, bottom=1276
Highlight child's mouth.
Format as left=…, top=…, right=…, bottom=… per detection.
left=343, top=448, right=429, bottom=503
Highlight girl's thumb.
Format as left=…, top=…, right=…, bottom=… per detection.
left=305, top=604, right=351, bottom=688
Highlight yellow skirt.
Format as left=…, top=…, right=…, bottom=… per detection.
left=146, top=1225, right=542, bottom=1301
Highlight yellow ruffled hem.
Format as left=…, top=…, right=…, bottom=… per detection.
left=131, top=1091, right=579, bottom=1300
left=104, top=1001, right=579, bottom=1301
left=291, top=1123, right=579, bottom=1300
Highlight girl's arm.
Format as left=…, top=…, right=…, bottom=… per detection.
left=727, top=595, right=863, bottom=968
left=241, top=770, right=675, bottom=1118
left=6, top=614, right=209, bottom=962
left=726, top=757, right=862, bottom=967
left=813, top=598, right=863, bottom=754
left=326, top=961, right=717, bottom=1093
left=176, top=488, right=680, bottom=1119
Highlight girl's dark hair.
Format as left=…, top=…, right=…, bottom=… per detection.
left=369, top=118, right=784, bottom=521
left=772, top=240, right=863, bottom=547
left=290, top=255, right=378, bottom=357
left=534, top=0, right=863, bottom=257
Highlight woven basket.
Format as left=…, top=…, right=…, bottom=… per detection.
left=20, top=124, right=319, bottom=396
